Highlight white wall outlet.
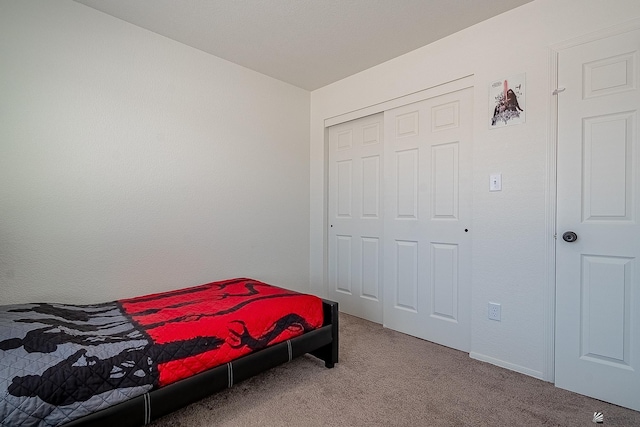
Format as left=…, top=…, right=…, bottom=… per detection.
left=488, top=302, right=501, bottom=321
left=489, top=173, right=502, bottom=191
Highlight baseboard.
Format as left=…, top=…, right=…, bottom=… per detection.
left=469, top=352, right=545, bottom=381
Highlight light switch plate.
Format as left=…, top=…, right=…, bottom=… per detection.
left=490, top=173, right=502, bottom=191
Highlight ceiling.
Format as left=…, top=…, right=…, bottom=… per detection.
left=75, top=0, right=533, bottom=91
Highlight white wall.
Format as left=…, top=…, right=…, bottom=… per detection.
left=0, top=0, right=310, bottom=305
left=310, top=0, right=640, bottom=380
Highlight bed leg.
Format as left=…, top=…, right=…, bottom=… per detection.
left=311, top=300, right=338, bottom=368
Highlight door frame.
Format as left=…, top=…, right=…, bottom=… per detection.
left=323, top=76, right=474, bottom=323
left=546, top=17, right=640, bottom=383
left=324, top=75, right=474, bottom=128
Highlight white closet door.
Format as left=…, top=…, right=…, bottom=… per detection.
left=383, top=88, right=473, bottom=352
left=328, top=113, right=384, bottom=323
left=555, top=28, right=640, bottom=411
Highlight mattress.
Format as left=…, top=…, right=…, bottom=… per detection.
left=0, top=278, right=323, bottom=426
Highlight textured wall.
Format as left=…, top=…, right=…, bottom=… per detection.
left=310, top=0, right=640, bottom=380
left=0, top=1, right=310, bottom=304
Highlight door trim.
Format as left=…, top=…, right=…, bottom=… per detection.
left=324, top=75, right=474, bottom=127
left=547, top=16, right=640, bottom=383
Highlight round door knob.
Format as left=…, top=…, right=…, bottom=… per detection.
left=562, top=231, right=578, bottom=243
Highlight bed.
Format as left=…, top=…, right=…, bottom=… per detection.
left=0, top=278, right=338, bottom=426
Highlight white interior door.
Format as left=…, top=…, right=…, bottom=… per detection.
left=555, top=28, right=640, bottom=411
left=382, top=88, right=473, bottom=352
left=328, top=113, right=384, bottom=323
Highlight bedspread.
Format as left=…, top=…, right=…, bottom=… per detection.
left=0, top=278, right=323, bottom=426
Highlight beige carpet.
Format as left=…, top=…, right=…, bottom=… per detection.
left=151, top=313, right=640, bottom=426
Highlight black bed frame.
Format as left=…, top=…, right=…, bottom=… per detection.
left=63, top=299, right=338, bottom=427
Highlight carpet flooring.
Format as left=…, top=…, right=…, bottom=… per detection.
left=151, top=313, right=640, bottom=426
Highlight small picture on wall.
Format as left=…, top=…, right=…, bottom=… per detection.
left=489, top=73, right=525, bottom=128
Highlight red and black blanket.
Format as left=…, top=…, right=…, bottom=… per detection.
left=0, top=278, right=323, bottom=426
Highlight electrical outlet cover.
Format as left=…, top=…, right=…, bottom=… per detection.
left=488, top=302, right=501, bottom=321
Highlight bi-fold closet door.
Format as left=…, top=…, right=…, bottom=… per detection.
left=328, top=114, right=385, bottom=323
left=328, top=87, right=473, bottom=352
